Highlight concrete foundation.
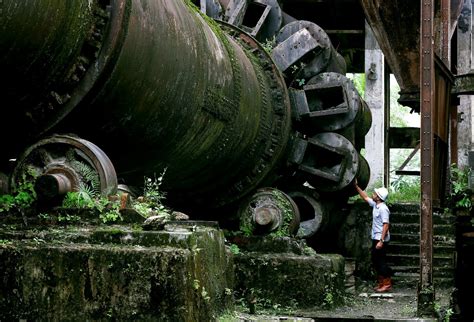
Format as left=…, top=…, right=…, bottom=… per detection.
left=231, top=236, right=345, bottom=310
left=0, top=212, right=347, bottom=319
left=0, top=222, right=233, bottom=321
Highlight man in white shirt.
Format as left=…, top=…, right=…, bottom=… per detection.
left=354, top=180, right=393, bottom=292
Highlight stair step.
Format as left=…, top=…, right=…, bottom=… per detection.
left=391, top=265, right=454, bottom=277
left=391, top=275, right=454, bottom=288
left=388, top=203, right=421, bottom=213
left=390, top=223, right=455, bottom=235
left=390, top=233, right=455, bottom=245
left=390, top=212, right=455, bottom=225
left=387, top=253, right=455, bottom=267
left=389, top=243, right=455, bottom=255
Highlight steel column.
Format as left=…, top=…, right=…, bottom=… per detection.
left=418, top=0, right=435, bottom=316
left=440, top=0, right=450, bottom=64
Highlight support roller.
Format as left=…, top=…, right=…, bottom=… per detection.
left=238, top=188, right=300, bottom=236
left=11, top=135, right=117, bottom=202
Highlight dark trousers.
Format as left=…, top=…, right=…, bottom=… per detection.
left=371, top=239, right=392, bottom=277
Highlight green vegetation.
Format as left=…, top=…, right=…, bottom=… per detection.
left=346, top=73, right=365, bottom=97
left=69, top=160, right=100, bottom=195
left=0, top=167, right=38, bottom=214
left=388, top=176, right=420, bottom=203
left=59, top=169, right=171, bottom=223
left=57, top=213, right=81, bottom=223
left=434, top=301, right=454, bottom=322
left=289, top=62, right=307, bottom=88
left=449, top=163, right=472, bottom=211
left=132, top=171, right=171, bottom=218
left=261, top=36, right=276, bottom=54
left=235, top=287, right=298, bottom=315
left=268, top=190, right=295, bottom=237
left=1, top=165, right=171, bottom=224
left=228, top=244, right=240, bottom=255
left=62, top=191, right=122, bottom=224
left=322, top=272, right=343, bottom=309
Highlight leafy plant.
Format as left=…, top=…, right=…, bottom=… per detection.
left=70, top=160, right=100, bottom=195
left=322, top=272, right=342, bottom=309
left=388, top=176, right=420, bottom=203
left=229, top=244, right=240, bottom=255
left=261, top=36, right=276, bottom=54
left=0, top=168, right=37, bottom=213
left=132, top=170, right=171, bottom=218
left=444, top=308, right=453, bottom=322
left=449, top=164, right=472, bottom=210
left=0, top=239, right=13, bottom=245
left=58, top=214, right=81, bottom=223
left=296, top=78, right=305, bottom=86
left=144, top=171, right=167, bottom=205
left=62, top=191, right=94, bottom=209
left=62, top=189, right=122, bottom=224
left=98, top=201, right=122, bottom=223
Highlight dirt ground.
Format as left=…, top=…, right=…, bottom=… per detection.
left=220, top=284, right=454, bottom=321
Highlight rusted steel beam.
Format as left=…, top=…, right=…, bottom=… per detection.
left=440, top=0, right=451, bottom=63
left=359, top=0, right=420, bottom=112
left=418, top=0, right=435, bottom=316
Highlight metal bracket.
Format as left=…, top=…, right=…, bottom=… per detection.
left=271, top=28, right=320, bottom=72
left=240, top=1, right=272, bottom=37
left=226, top=0, right=248, bottom=26
left=199, top=0, right=222, bottom=19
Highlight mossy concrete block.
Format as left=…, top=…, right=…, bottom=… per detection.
left=338, top=203, right=373, bottom=280
left=228, top=235, right=309, bottom=254
left=0, top=226, right=233, bottom=321
left=234, top=251, right=345, bottom=309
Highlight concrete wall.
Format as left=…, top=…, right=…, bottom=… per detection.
left=457, top=0, right=474, bottom=168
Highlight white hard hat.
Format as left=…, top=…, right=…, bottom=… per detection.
left=374, top=187, right=389, bottom=201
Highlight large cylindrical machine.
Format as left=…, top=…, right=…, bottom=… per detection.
left=1, top=0, right=372, bottom=236
left=2, top=0, right=292, bottom=208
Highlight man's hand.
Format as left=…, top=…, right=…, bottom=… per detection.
left=376, top=240, right=384, bottom=249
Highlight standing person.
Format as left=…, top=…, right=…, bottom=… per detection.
left=354, top=179, right=392, bottom=292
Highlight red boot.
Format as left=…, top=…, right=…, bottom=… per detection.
left=375, top=277, right=392, bottom=292
left=373, top=275, right=384, bottom=290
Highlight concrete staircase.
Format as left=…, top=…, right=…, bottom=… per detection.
left=387, top=204, right=456, bottom=288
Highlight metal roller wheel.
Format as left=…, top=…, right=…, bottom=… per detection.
left=11, top=134, right=117, bottom=201
left=287, top=189, right=325, bottom=239
left=238, top=187, right=300, bottom=236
